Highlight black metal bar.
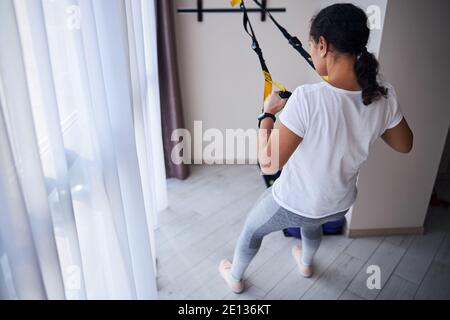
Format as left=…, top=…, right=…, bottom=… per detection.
left=178, top=0, right=287, bottom=22
left=261, top=0, right=267, bottom=22
left=197, top=0, right=203, bottom=22
left=177, top=8, right=286, bottom=14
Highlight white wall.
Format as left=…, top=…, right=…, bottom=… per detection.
left=174, top=0, right=386, bottom=163
left=348, top=0, right=450, bottom=234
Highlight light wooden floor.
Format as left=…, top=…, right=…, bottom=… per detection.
left=155, top=165, right=450, bottom=300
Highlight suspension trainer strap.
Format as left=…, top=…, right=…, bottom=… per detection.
left=233, top=0, right=289, bottom=103
left=252, top=0, right=316, bottom=70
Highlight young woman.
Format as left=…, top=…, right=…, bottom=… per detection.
left=219, top=3, right=414, bottom=293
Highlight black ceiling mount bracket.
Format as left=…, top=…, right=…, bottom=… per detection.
left=177, top=0, right=286, bottom=22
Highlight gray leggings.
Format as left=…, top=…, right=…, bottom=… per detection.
left=231, top=188, right=348, bottom=281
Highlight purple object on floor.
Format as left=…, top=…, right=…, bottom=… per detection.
left=285, top=218, right=346, bottom=239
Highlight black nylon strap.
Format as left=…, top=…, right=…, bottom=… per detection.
left=240, top=1, right=292, bottom=102
left=241, top=2, right=270, bottom=74
left=252, top=0, right=316, bottom=70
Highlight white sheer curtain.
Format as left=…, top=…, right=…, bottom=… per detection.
left=0, top=0, right=167, bottom=300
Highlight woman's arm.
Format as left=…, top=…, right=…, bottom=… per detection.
left=381, top=118, right=414, bottom=154
left=258, top=93, right=303, bottom=174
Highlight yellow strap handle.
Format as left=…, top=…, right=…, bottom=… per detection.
left=230, top=0, right=243, bottom=7
left=263, top=71, right=287, bottom=100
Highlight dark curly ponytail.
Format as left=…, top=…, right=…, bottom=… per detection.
left=310, top=3, right=388, bottom=105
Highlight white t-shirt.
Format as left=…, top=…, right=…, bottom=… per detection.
left=272, top=81, right=403, bottom=219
